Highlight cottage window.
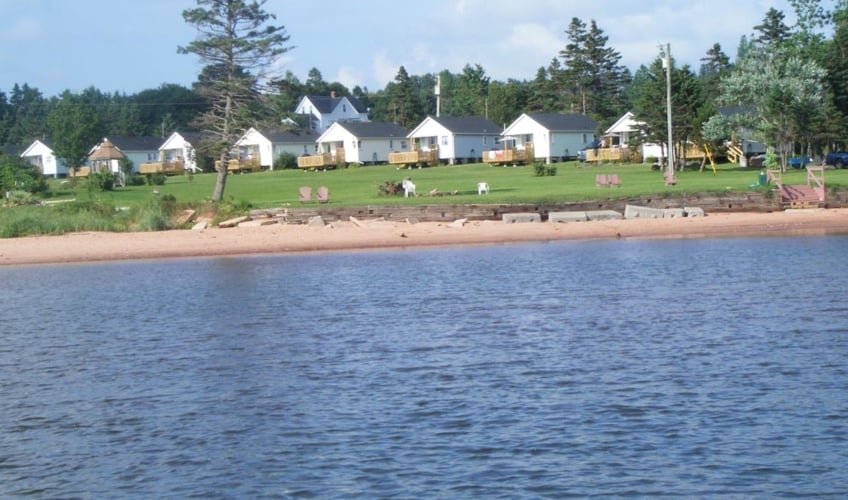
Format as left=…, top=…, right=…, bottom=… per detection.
left=401, top=140, right=408, bottom=149
left=441, top=136, right=448, bottom=146
left=483, top=136, right=488, bottom=145
left=343, top=104, right=347, bottom=112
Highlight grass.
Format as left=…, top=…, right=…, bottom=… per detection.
left=43, top=160, right=848, bottom=209
left=2, top=160, right=844, bottom=238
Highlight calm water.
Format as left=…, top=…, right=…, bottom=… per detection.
left=1, top=236, right=847, bottom=498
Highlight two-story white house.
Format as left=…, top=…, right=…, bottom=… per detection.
left=294, top=92, right=369, bottom=133
left=501, top=113, right=599, bottom=163
left=407, top=116, right=501, bottom=164
left=235, top=127, right=321, bottom=169
left=21, top=139, right=69, bottom=178
left=316, top=121, right=409, bottom=165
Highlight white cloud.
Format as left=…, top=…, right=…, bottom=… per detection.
left=334, top=66, right=364, bottom=91
left=372, top=51, right=399, bottom=86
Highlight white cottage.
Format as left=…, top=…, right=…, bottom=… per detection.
left=235, top=127, right=321, bottom=169
left=295, top=92, right=369, bottom=133
left=158, top=131, right=206, bottom=172
left=316, top=122, right=409, bottom=165
left=21, top=139, right=68, bottom=178
left=605, top=111, right=664, bottom=160
left=407, top=116, right=501, bottom=164
left=501, top=113, right=598, bottom=163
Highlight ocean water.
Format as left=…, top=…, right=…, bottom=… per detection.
left=1, top=236, right=847, bottom=498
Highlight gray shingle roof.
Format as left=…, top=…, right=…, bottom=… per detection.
left=305, top=95, right=367, bottom=114
left=336, top=121, right=408, bottom=138
left=526, top=113, right=598, bottom=132
left=259, top=128, right=321, bottom=143
left=107, top=136, right=164, bottom=151
left=430, top=116, right=501, bottom=134
left=718, top=106, right=756, bottom=116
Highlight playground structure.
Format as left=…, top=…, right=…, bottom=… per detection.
left=482, top=141, right=535, bottom=166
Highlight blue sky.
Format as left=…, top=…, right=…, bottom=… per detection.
left=0, top=0, right=827, bottom=98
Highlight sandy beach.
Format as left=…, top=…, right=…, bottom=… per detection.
left=1, top=208, right=847, bottom=266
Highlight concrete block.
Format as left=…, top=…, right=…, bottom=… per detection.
left=308, top=215, right=325, bottom=227
left=624, top=205, right=664, bottom=219
left=548, top=211, right=588, bottom=223
left=684, top=206, right=705, bottom=217
left=502, top=212, right=541, bottom=223
left=663, top=208, right=686, bottom=218
left=448, top=218, right=468, bottom=228
left=191, top=221, right=208, bottom=231
left=586, top=210, right=623, bottom=221
left=238, top=219, right=277, bottom=228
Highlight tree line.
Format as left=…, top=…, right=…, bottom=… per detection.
left=2, top=0, right=846, bottom=198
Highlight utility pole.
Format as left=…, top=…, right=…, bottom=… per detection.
left=435, top=74, right=441, bottom=118
left=661, top=43, right=674, bottom=178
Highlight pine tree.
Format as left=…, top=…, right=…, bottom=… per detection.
left=179, top=0, right=293, bottom=202
left=753, top=8, right=793, bottom=47
left=390, top=66, right=416, bottom=129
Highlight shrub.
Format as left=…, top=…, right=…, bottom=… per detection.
left=127, top=174, right=147, bottom=186
left=533, top=162, right=557, bottom=177
left=146, top=173, right=167, bottom=186
left=273, top=152, right=298, bottom=170
left=88, top=171, right=115, bottom=191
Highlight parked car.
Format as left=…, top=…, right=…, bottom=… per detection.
left=788, top=156, right=814, bottom=169
left=825, top=151, right=848, bottom=168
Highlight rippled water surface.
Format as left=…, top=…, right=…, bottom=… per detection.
left=2, top=236, right=847, bottom=497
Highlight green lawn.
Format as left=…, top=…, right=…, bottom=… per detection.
left=48, top=161, right=847, bottom=209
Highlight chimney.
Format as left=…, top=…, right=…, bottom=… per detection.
left=330, top=91, right=336, bottom=98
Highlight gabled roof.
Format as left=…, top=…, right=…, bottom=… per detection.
left=106, top=135, right=164, bottom=152
left=334, top=121, right=407, bottom=138
left=604, top=111, right=642, bottom=135
left=525, top=113, right=598, bottom=132
left=303, top=95, right=367, bottom=114
left=429, top=116, right=501, bottom=134
left=259, top=127, right=321, bottom=144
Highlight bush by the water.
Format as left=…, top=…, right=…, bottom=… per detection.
left=533, top=162, right=557, bottom=176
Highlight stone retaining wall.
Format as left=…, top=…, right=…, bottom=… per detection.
left=253, top=190, right=848, bottom=224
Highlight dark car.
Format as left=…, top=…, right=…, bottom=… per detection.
left=825, top=151, right=848, bottom=168
left=788, top=156, right=814, bottom=169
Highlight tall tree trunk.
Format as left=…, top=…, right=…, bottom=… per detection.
left=212, top=151, right=228, bottom=202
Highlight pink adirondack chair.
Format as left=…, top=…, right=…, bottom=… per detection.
left=298, top=186, right=312, bottom=202
left=316, top=186, right=330, bottom=203
left=608, top=174, right=621, bottom=187
left=596, top=174, right=609, bottom=188
left=664, top=173, right=677, bottom=186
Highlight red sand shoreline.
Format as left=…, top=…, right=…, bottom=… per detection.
left=1, top=209, right=847, bottom=266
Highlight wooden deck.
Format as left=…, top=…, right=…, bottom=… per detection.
left=215, top=158, right=261, bottom=173
left=139, top=160, right=185, bottom=176
left=482, top=143, right=535, bottom=166
left=297, top=152, right=341, bottom=170
left=388, top=149, right=439, bottom=168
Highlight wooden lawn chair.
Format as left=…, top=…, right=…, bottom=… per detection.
left=298, top=186, right=312, bottom=202
left=664, top=173, right=677, bottom=186
left=596, top=174, right=609, bottom=188
left=608, top=174, right=621, bottom=187
left=316, top=186, right=330, bottom=203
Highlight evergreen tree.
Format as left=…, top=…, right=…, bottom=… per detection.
left=753, top=8, right=793, bottom=47
left=389, top=66, right=416, bottom=128
left=699, top=43, right=732, bottom=103
left=6, top=84, right=49, bottom=146
left=179, top=0, right=293, bottom=202
left=526, top=67, right=556, bottom=113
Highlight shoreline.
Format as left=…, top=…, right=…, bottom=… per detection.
left=1, top=209, right=847, bottom=267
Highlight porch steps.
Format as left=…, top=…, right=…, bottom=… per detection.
left=780, top=185, right=823, bottom=208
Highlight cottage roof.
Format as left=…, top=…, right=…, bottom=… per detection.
left=88, top=138, right=126, bottom=161
left=106, top=135, right=163, bottom=152
left=304, top=95, right=367, bottom=114
left=335, top=121, right=407, bottom=138
left=430, top=116, right=501, bottom=134
left=259, top=127, right=321, bottom=143
left=526, top=113, right=598, bottom=132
